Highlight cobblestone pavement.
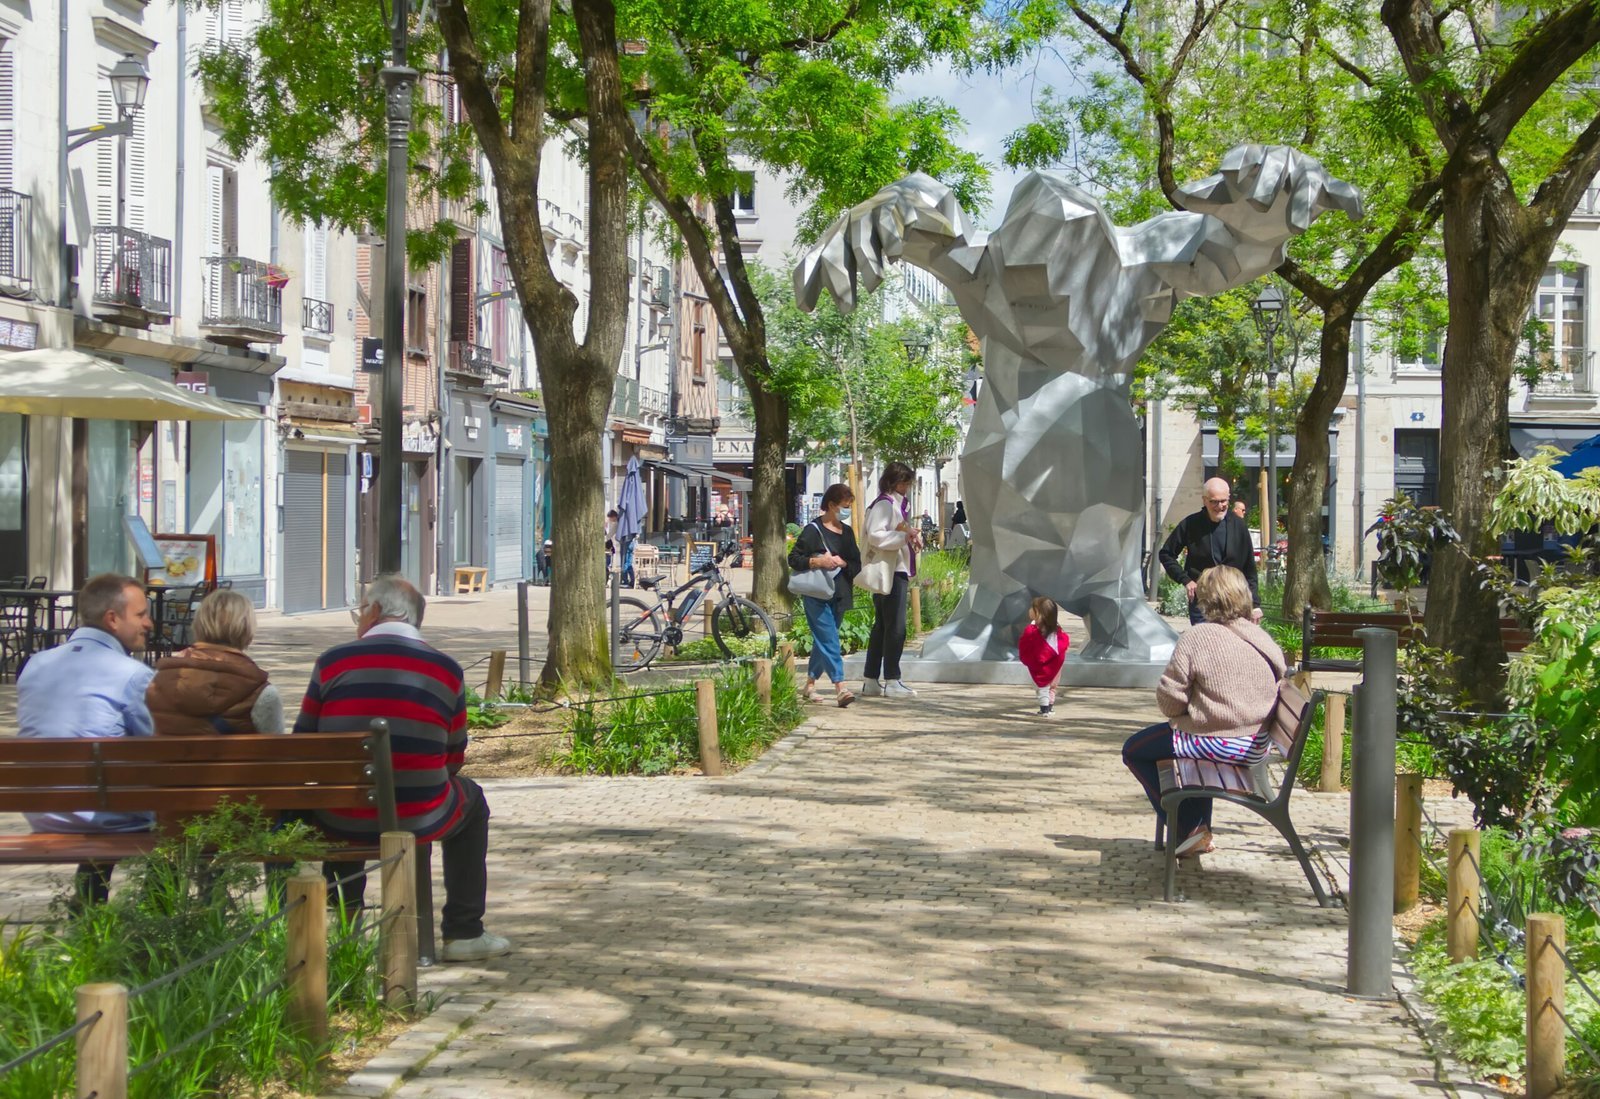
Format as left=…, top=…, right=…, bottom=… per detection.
left=324, top=683, right=1458, bottom=1099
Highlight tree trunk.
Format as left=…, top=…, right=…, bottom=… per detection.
left=746, top=373, right=791, bottom=613
left=537, top=357, right=613, bottom=687
left=1425, top=170, right=1544, bottom=704
left=1282, top=311, right=1352, bottom=614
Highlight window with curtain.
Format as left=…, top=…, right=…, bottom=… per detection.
left=1535, top=266, right=1587, bottom=387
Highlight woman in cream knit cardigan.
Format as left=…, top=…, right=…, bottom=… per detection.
left=1122, top=565, right=1286, bottom=857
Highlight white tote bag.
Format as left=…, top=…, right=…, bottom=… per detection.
left=853, top=501, right=897, bottom=595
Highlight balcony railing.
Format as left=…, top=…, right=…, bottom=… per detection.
left=612, top=374, right=642, bottom=420
left=1575, top=188, right=1600, bottom=217
left=92, top=226, right=173, bottom=322
left=0, top=190, right=32, bottom=292
left=447, top=341, right=494, bottom=381
left=641, top=386, right=670, bottom=416
left=201, top=256, right=284, bottom=344
left=302, top=296, right=334, bottom=335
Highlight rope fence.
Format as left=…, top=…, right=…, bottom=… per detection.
left=129, top=960, right=307, bottom=1078
left=125, top=895, right=309, bottom=1000
left=0, top=1012, right=102, bottom=1076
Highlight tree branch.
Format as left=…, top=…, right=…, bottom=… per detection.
left=1380, top=0, right=1471, bottom=152
left=510, top=0, right=551, bottom=147
left=1066, top=1, right=1181, bottom=201
left=1530, top=108, right=1600, bottom=230
left=436, top=0, right=514, bottom=165
left=1476, top=0, right=1600, bottom=150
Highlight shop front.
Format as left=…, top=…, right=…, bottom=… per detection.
left=278, top=380, right=361, bottom=613
left=444, top=390, right=490, bottom=584
left=355, top=419, right=438, bottom=593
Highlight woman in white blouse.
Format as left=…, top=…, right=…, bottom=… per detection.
left=859, top=461, right=923, bottom=698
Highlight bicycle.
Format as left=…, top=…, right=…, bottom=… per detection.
left=611, top=541, right=778, bottom=671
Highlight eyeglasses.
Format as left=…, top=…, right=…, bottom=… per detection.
left=349, top=605, right=366, bottom=625
left=1204, top=497, right=1229, bottom=506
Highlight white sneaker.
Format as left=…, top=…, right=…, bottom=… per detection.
left=440, top=931, right=512, bottom=962
left=861, top=679, right=884, bottom=697
left=884, top=680, right=918, bottom=698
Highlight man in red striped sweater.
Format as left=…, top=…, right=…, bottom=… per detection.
left=294, top=574, right=509, bottom=962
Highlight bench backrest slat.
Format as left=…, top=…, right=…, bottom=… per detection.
left=7, top=786, right=378, bottom=813
left=0, top=760, right=372, bottom=790
left=1302, top=607, right=1532, bottom=662
left=0, top=733, right=373, bottom=764
left=1272, top=689, right=1324, bottom=805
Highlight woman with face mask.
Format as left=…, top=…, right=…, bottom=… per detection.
left=787, top=483, right=862, bottom=706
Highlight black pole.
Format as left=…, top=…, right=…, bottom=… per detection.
left=377, top=0, right=416, bottom=576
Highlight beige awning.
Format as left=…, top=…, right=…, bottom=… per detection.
left=0, top=349, right=259, bottom=420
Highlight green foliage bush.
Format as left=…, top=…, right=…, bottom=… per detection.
left=0, top=804, right=392, bottom=1099
left=554, top=661, right=805, bottom=775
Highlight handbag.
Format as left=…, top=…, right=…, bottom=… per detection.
left=788, top=521, right=841, bottom=600
left=853, top=501, right=897, bottom=595
left=1240, top=633, right=1310, bottom=757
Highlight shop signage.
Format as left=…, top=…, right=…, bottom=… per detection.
left=356, top=404, right=372, bottom=424
left=361, top=338, right=384, bottom=372
left=401, top=420, right=438, bottom=454
left=712, top=436, right=753, bottom=459
left=506, top=424, right=524, bottom=449
left=0, top=318, right=38, bottom=350
left=175, top=371, right=210, bottom=394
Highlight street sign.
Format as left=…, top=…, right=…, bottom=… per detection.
left=361, top=337, right=384, bottom=372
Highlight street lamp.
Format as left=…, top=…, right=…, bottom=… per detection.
left=67, top=54, right=150, bottom=230
left=1250, top=282, right=1291, bottom=560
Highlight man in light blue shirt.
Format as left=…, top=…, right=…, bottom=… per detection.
left=17, top=573, right=155, bottom=903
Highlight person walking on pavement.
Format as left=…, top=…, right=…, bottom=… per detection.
left=1159, top=477, right=1261, bottom=626
left=788, top=483, right=862, bottom=707
left=861, top=461, right=923, bottom=698
left=17, top=573, right=156, bottom=905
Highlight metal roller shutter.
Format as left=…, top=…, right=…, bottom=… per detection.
left=326, top=453, right=348, bottom=607
left=493, top=458, right=523, bottom=582
left=282, top=450, right=322, bottom=613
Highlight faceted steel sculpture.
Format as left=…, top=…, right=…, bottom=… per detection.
left=796, top=145, right=1361, bottom=664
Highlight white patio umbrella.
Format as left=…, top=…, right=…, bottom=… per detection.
left=0, top=349, right=259, bottom=420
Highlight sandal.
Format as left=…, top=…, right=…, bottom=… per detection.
left=802, top=680, right=817, bottom=702
left=836, top=688, right=855, bottom=708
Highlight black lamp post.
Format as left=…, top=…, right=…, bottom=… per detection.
left=66, top=53, right=150, bottom=230
left=376, top=0, right=416, bottom=577
left=1250, top=283, right=1288, bottom=553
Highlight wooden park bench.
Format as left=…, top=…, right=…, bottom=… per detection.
left=0, top=720, right=441, bottom=962
left=1156, top=689, right=1329, bottom=906
left=1299, top=606, right=1532, bottom=674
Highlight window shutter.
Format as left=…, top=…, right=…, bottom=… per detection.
left=126, top=110, right=146, bottom=231
left=205, top=165, right=224, bottom=317
left=225, top=0, right=245, bottom=44
left=306, top=225, right=328, bottom=301
left=449, top=238, right=473, bottom=343
left=0, top=46, right=14, bottom=192
left=95, top=88, right=114, bottom=225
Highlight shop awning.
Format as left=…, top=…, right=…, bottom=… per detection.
left=1510, top=423, right=1600, bottom=458
left=653, top=461, right=710, bottom=481
left=714, top=472, right=753, bottom=493
left=0, top=349, right=259, bottom=421
left=1200, top=426, right=1338, bottom=467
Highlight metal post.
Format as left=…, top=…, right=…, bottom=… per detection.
left=609, top=565, right=621, bottom=669
left=377, top=0, right=416, bottom=576
left=1347, top=627, right=1398, bottom=997
left=115, top=127, right=127, bottom=232
left=1266, top=364, right=1278, bottom=555
left=517, top=580, right=531, bottom=684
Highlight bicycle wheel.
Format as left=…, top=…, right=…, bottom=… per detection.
left=612, top=596, right=665, bottom=671
left=711, top=596, right=777, bottom=659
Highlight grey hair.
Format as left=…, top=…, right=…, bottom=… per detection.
left=364, top=573, right=425, bottom=627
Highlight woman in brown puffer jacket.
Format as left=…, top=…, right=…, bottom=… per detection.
left=146, top=589, right=284, bottom=736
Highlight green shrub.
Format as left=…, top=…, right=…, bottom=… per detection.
left=669, top=634, right=774, bottom=662
left=0, top=804, right=393, bottom=1099
left=554, top=662, right=804, bottom=775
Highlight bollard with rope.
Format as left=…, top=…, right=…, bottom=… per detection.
left=1447, top=828, right=1482, bottom=963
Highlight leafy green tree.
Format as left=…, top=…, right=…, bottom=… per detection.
left=1380, top=0, right=1600, bottom=701
left=993, top=0, right=1443, bottom=615
left=200, top=0, right=636, bottom=687
left=609, top=0, right=988, bottom=610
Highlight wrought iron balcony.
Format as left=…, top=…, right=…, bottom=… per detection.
left=447, top=341, right=494, bottom=381
left=641, top=386, right=670, bottom=416
left=91, top=226, right=173, bottom=325
left=301, top=296, right=334, bottom=335
left=201, top=256, right=284, bottom=346
left=0, top=190, right=32, bottom=293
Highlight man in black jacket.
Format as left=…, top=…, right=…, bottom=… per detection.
left=1159, top=477, right=1262, bottom=625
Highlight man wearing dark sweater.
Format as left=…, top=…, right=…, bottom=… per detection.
left=294, top=574, right=508, bottom=962
left=1158, top=477, right=1262, bottom=626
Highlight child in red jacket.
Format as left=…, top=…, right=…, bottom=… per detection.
left=1017, top=596, right=1070, bottom=717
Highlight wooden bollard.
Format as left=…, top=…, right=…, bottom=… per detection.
left=754, top=658, right=772, bottom=716
left=1527, top=912, right=1567, bottom=1099
left=75, top=982, right=127, bottom=1099
left=695, top=678, right=723, bottom=776
left=1447, top=829, right=1482, bottom=962
left=778, top=641, right=796, bottom=679
left=908, top=585, right=922, bottom=637
left=485, top=649, right=506, bottom=700
left=1394, top=773, right=1423, bottom=913
left=380, top=831, right=419, bottom=1009
left=1321, top=691, right=1346, bottom=792
left=286, top=867, right=329, bottom=1048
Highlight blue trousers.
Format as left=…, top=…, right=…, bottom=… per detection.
left=803, top=595, right=846, bottom=685
left=1122, top=721, right=1212, bottom=837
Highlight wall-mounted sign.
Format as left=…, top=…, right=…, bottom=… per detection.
left=0, top=318, right=38, bottom=350
left=361, top=338, right=384, bottom=372
left=712, top=436, right=754, bottom=459
left=175, top=371, right=210, bottom=394
left=356, top=404, right=372, bottom=425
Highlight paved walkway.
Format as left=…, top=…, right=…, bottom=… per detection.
left=327, top=683, right=1457, bottom=1099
